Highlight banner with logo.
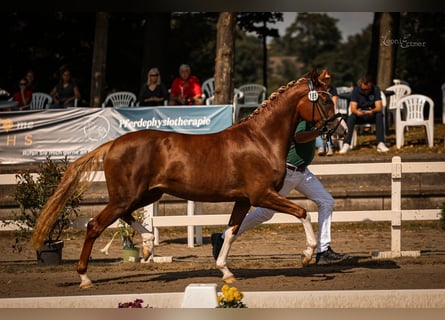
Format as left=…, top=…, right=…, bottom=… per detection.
left=0, top=105, right=233, bottom=164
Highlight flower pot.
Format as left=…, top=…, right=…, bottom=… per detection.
left=123, top=247, right=140, bottom=263
left=36, top=241, right=64, bottom=265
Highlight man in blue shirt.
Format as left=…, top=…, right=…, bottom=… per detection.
left=339, top=74, right=389, bottom=153
left=211, top=120, right=348, bottom=265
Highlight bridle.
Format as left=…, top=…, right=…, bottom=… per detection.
left=306, top=78, right=346, bottom=145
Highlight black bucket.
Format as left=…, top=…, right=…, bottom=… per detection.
left=36, top=241, right=64, bottom=265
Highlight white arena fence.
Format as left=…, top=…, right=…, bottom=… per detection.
left=1, top=156, right=444, bottom=258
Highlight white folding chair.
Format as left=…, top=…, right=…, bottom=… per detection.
left=201, top=78, right=215, bottom=105
left=336, top=86, right=352, bottom=116
left=30, top=92, right=52, bottom=110
left=385, top=84, right=411, bottom=129
left=102, top=91, right=137, bottom=108
left=234, top=84, right=266, bottom=121
left=395, top=94, right=434, bottom=149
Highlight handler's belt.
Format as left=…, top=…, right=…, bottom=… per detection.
left=286, top=164, right=306, bottom=172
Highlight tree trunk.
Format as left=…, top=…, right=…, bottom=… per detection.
left=376, top=12, right=399, bottom=89
left=89, top=12, right=109, bottom=108
left=369, top=12, right=399, bottom=89
left=214, top=12, right=236, bottom=105
left=368, top=13, right=380, bottom=82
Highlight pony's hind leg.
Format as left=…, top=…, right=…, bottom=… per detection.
left=77, top=203, right=128, bottom=289
left=253, top=189, right=316, bottom=266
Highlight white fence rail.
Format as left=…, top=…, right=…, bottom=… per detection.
left=1, top=156, right=444, bottom=258
left=143, top=156, right=444, bottom=258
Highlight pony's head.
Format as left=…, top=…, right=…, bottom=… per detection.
left=295, top=69, right=346, bottom=141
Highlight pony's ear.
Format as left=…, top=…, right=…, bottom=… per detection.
left=318, top=68, right=331, bottom=86
left=309, top=69, right=319, bottom=85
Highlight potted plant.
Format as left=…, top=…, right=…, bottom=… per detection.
left=10, top=156, right=82, bottom=264
left=100, top=210, right=144, bottom=263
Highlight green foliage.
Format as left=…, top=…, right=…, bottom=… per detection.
left=102, top=209, right=145, bottom=253
left=233, top=30, right=263, bottom=85
left=280, top=13, right=342, bottom=66
left=10, top=156, right=82, bottom=252
left=117, top=220, right=137, bottom=250
left=269, top=13, right=372, bottom=87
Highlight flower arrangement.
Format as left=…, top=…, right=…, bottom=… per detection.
left=217, top=285, right=247, bottom=308
left=100, top=208, right=145, bottom=255
left=118, top=298, right=151, bottom=308
left=100, top=219, right=137, bottom=255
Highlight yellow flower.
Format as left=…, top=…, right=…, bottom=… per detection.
left=217, top=285, right=247, bottom=308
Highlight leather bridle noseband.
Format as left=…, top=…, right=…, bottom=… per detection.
left=306, top=78, right=345, bottom=145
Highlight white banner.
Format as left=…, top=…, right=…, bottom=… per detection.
left=0, top=105, right=233, bottom=164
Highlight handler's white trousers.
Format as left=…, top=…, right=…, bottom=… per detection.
left=234, top=165, right=334, bottom=253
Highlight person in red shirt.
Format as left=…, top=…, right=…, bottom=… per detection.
left=12, top=78, right=32, bottom=108
left=168, top=64, right=203, bottom=105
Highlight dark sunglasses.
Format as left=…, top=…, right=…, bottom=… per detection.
left=150, top=74, right=159, bottom=77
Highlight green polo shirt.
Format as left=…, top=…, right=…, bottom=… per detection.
left=286, top=120, right=315, bottom=168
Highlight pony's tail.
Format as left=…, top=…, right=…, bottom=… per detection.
left=31, top=141, right=113, bottom=250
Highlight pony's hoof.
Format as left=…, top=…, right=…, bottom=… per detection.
left=79, top=281, right=93, bottom=289
left=79, top=274, right=93, bottom=289
left=222, top=275, right=236, bottom=284
left=142, top=247, right=151, bottom=261
left=301, top=254, right=311, bottom=267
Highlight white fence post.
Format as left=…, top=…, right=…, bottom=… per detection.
left=391, top=156, right=402, bottom=256
left=195, top=202, right=203, bottom=245
left=187, top=200, right=195, bottom=248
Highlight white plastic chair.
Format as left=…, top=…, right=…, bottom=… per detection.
left=385, top=84, right=411, bottom=129
left=234, top=84, right=266, bottom=121
left=30, top=92, right=52, bottom=110
left=395, top=94, right=434, bottom=149
left=336, top=86, right=352, bottom=116
left=351, top=90, right=386, bottom=149
left=201, top=78, right=215, bottom=105
left=101, top=91, right=137, bottom=108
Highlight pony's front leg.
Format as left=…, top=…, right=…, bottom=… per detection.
left=299, top=213, right=317, bottom=266
left=216, top=227, right=237, bottom=283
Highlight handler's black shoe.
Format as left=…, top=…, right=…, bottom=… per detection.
left=211, top=233, right=224, bottom=260
left=316, top=246, right=348, bottom=265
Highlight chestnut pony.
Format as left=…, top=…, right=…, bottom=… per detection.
left=32, top=69, right=340, bottom=288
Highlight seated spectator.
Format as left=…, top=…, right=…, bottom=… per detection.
left=339, top=74, right=389, bottom=154
left=316, top=136, right=333, bottom=156
left=24, top=69, right=38, bottom=92
left=168, top=64, right=203, bottom=105
left=49, top=66, right=81, bottom=108
left=12, top=78, right=32, bottom=108
left=138, top=68, right=168, bottom=106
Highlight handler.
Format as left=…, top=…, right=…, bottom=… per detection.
left=212, top=119, right=349, bottom=265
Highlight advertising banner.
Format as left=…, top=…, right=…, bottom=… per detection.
left=0, top=105, right=233, bottom=164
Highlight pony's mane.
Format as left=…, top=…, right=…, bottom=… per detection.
left=238, top=77, right=307, bottom=123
